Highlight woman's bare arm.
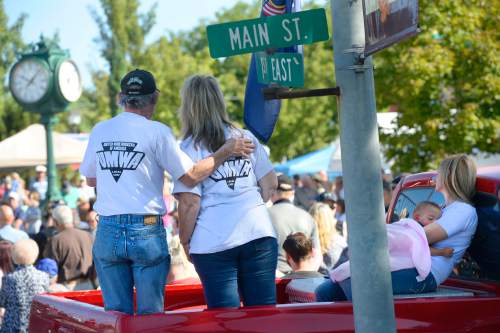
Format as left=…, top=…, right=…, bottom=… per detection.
left=176, top=193, right=201, bottom=247
left=179, top=138, right=255, bottom=188
left=424, top=222, right=449, bottom=245
left=258, top=170, right=278, bottom=202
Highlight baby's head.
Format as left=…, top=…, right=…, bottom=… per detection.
left=413, top=201, right=442, bottom=226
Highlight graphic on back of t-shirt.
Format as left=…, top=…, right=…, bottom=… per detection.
left=210, top=157, right=251, bottom=190
left=96, top=142, right=145, bottom=182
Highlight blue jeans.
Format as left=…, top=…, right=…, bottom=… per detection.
left=315, top=268, right=437, bottom=301
left=93, top=214, right=170, bottom=315
left=191, top=237, right=278, bottom=309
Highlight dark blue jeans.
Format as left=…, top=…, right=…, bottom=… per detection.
left=315, top=268, right=437, bottom=301
left=191, top=237, right=278, bottom=309
left=93, top=214, right=170, bottom=315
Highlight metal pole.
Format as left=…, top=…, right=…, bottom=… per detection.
left=262, top=87, right=340, bottom=100
left=330, top=1, right=396, bottom=332
left=41, top=113, right=61, bottom=204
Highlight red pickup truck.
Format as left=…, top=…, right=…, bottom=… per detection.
left=29, top=166, right=500, bottom=333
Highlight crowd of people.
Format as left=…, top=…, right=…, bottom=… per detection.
left=0, top=166, right=101, bottom=331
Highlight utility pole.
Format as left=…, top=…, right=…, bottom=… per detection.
left=330, top=1, right=396, bottom=332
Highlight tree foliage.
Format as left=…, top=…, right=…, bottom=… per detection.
left=0, top=0, right=37, bottom=140
left=375, top=0, right=500, bottom=172
left=90, top=0, right=157, bottom=116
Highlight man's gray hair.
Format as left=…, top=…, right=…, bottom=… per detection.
left=118, top=92, right=156, bottom=109
left=52, top=205, right=74, bottom=226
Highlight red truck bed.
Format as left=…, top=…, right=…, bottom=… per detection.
left=29, top=277, right=500, bottom=333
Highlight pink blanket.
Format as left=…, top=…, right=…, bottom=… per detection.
left=331, top=219, right=431, bottom=282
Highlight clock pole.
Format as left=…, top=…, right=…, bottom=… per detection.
left=41, top=114, right=61, bottom=203
left=9, top=36, right=82, bottom=206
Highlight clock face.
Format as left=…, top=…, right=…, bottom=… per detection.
left=9, top=58, right=51, bottom=105
left=57, top=60, right=82, bottom=102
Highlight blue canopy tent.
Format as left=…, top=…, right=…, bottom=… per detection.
left=274, top=141, right=342, bottom=178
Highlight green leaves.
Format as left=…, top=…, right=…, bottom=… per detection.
left=0, top=0, right=36, bottom=140
left=376, top=0, right=500, bottom=172
left=90, top=0, right=157, bottom=117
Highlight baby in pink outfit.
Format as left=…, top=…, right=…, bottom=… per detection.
left=332, top=201, right=452, bottom=283
left=413, top=201, right=453, bottom=257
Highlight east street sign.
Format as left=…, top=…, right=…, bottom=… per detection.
left=255, top=52, right=304, bottom=87
left=207, top=8, right=329, bottom=58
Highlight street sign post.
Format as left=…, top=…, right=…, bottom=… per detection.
left=207, top=8, right=329, bottom=58
left=255, top=52, right=304, bottom=87
left=363, top=0, right=419, bottom=55
left=330, top=0, right=397, bottom=332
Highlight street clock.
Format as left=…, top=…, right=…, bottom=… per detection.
left=8, top=37, right=82, bottom=113
left=9, top=57, right=52, bottom=105
left=8, top=37, right=82, bottom=204
left=56, top=60, right=82, bottom=103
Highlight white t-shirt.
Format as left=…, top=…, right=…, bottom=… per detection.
left=173, top=128, right=276, bottom=254
left=80, top=112, right=194, bottom=216
left=430, top=201, right=478, bottom=285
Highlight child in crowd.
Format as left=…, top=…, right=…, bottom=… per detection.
left=35, top=258, right=69, bottom=293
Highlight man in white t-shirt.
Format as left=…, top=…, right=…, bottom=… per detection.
left=80, top=69, right=253, bottom=315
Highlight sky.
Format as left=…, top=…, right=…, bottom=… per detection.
left=5, top=0, right=252, bottom=88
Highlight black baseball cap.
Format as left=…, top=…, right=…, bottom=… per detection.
left=277, top=174, right=293, bottom=191
left=120, top=69, right=158, bottom=96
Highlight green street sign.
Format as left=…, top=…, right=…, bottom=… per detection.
left=256, top=52, right=304, bottom=87
left=207, top=8, right=329, bottom=58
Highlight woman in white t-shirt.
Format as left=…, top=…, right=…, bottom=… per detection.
left=173, top=75, right=278, bottom=308
left=316, top=154, right=478, bottom=301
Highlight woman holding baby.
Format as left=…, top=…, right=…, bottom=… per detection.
left=316, top=154, right=478, bottom=300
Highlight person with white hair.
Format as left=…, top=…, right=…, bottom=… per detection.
left=166, top=235, right=199, bottom=285
left=43, top=205, right=93, bottom=290
left=0, top=239, right=49, bottom=332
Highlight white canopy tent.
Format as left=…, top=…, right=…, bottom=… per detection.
left=0, top=124, right=88, bottom=169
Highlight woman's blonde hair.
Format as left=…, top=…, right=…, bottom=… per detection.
left=12, top=239, right=39, bottom=266
left=438, top=154, right=477, bottom=204
left=309, top=202, right=337, bottom=254
left=178, top=75, right=233, bottom=152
